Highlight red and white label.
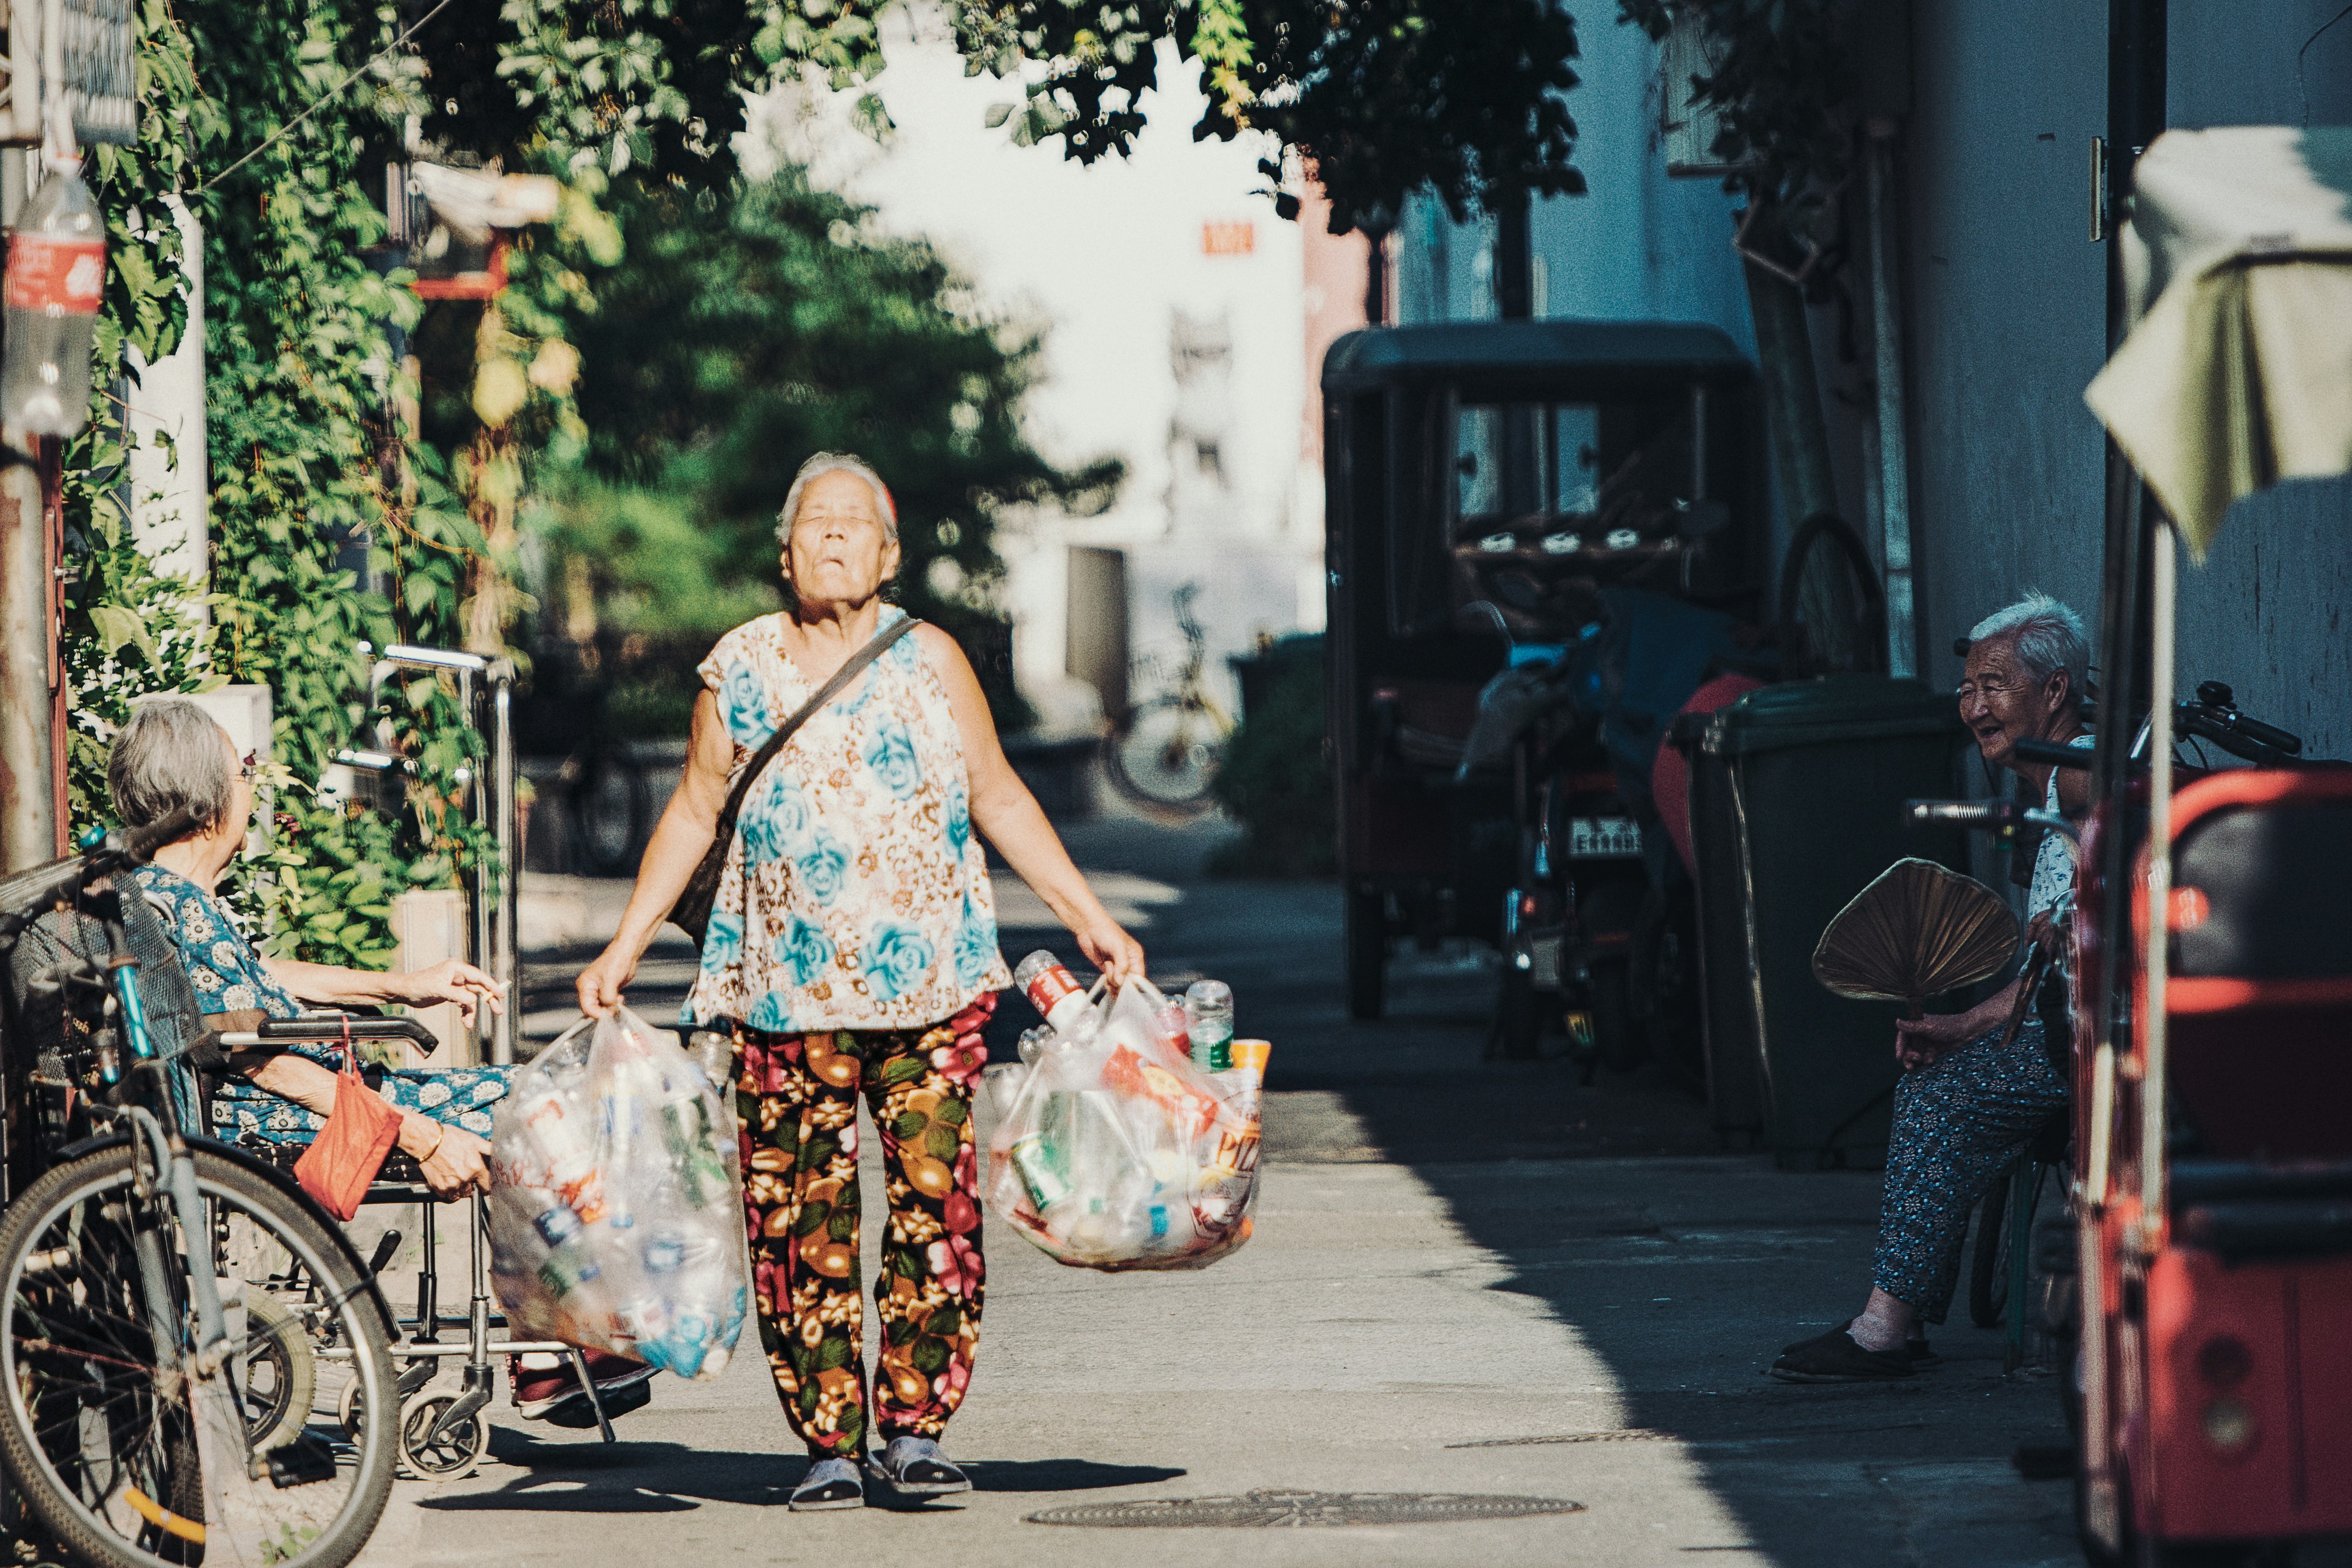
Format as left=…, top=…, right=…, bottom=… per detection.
left=5, top=235, right=106, bottom=315
left=1021, top=961, right=1082, bottom=1023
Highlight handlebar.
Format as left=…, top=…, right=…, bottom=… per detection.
left=0, top=806, right=204, bottom=934
left=214, top=1016, right=443, bottom=1056
left=1906, top=799, right=2019, bottom=828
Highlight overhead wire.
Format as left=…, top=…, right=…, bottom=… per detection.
left=193, top=0, right=455, bottom=194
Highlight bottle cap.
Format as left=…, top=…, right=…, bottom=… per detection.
left=1230, top=1039, right=1271, bottom=1073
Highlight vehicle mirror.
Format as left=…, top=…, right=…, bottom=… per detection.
left=1674, top=498, right=1730, bottom=538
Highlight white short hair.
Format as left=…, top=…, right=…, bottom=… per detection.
left=109, top=699, right=234, bottom=835
left=775, top=452, right=897, bottom=545
left=1968, top=591, right=2088, bottom=697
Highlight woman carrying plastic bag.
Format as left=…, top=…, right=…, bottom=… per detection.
left=572, top=454, right=1144, bottom=1512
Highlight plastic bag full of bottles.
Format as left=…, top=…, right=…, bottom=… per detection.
left=488, top=1009, right=748, bottom=1378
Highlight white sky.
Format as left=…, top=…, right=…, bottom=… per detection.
left=748, top=14, right=1308, bottom=545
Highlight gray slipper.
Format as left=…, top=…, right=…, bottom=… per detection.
left=864, top=1436, right=971, bottom=1504
left=789, top=1456, right=866, bottom=1511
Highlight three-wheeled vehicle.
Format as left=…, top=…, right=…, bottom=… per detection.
left=1321, top=322, right=1769, bottom=1060
left=2068, top=127, right=2352, bottom=1564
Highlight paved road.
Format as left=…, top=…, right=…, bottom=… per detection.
left=365, top=805, right=2082, bottom=1567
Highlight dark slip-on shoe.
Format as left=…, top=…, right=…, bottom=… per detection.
left=1769, top=1328, right=1918, bottom=1383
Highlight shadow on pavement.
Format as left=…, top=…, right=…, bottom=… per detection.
left=451, top=1430, right=1184, bottom=1514
left=1009, top=812, right=2077, bottom=1567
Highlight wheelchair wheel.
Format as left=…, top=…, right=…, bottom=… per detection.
left=1968, top=1169, right=2013, bottom=1329
left=0, top=1144, right=398, bottom=1568
left=397, top=1394, right=484, bottom=1479
left=239, top=1294, right=318, bottom=1454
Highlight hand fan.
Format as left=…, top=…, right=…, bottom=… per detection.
left=1811, top=858, right=2020, bottom=1018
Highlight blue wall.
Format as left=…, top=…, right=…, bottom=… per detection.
left=1392, top=16, right=1753, bottom=350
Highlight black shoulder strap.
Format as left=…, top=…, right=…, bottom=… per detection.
left=716, top=614, right=920, bottom=829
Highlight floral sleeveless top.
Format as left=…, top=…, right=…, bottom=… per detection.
left=684, top=608, right=1012, bottom=1033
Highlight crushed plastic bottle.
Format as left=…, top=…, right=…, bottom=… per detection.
left=2, top=168, right=104, bottom=436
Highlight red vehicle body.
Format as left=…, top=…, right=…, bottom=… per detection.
left=2071, top=765, right=2352, bottom=1557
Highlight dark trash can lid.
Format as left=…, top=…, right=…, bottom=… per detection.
left=1685, top=676, right=1965, bottom=757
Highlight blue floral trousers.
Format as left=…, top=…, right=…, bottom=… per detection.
left=1871, top=1018, right=2067, bottom=1322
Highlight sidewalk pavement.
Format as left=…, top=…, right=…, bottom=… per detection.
left=367, top=806, right=2080, bottom=1568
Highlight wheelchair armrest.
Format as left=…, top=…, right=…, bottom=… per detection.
left=214, top=1016, right=442, bottom=1055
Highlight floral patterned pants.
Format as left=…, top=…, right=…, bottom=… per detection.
left=732, top=993, right=994, bottom=1458
left=1871, top=1018, right=2067, bottom=1322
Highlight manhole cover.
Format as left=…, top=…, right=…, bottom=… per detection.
left=1026, top=1488, right=1585, bottom=1529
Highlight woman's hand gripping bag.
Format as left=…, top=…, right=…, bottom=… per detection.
left=488, top=1009, right=749, bottom=1377
left=986, top=980, right=1263, bottom=1271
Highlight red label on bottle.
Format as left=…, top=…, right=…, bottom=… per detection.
left=5, top=235, right=106, bottom=315
left=1021, top=962, right=1081, bottom=1021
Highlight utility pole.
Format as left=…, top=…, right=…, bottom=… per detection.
left=0, top=147, right=57, bottom=871
left=1493, top=187, right=1533, bottom=321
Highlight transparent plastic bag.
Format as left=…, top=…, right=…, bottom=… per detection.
left=488, top=1009, right=748, bottom=1378
left=986, top=978, right=1263, bottom=1272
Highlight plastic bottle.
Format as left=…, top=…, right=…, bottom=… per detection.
left=656, top=1074, right=729, bottom=1211
left=1016, top=1025, right=1053, bottom=1065
left=522, top=1090, right=606, bottom=1221
left=530, top=1203, right=603, bottom=1297
left=2, top=168, right=104, bottom=436
left=1014, top=949, right=1095, bottom=1034
left=1182, top=980, right=1234, bottom=1072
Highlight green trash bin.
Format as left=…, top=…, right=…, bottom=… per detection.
left=1675, top=676, right=1973, bottom=1169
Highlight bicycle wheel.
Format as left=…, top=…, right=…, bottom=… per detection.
left=1103, top=696, right=1229, bottom=811
left=0, top=1143, right=397, bottom=1568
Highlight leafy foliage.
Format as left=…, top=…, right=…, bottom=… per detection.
left=1208, top=635, right=1333, bottom=878
left=555, top=169, right=1120, bottom=728
left=952, top=0, right=1585, bottom=233
left=1618, top=0, right=1853, bottom=245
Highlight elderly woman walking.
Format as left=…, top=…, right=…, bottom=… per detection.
left=576, top=452, right=1144, bottom=1510
left=1772, top=592, right=2092, bottom=1380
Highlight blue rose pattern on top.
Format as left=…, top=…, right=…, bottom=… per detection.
left=796, top=828, right=851, bottom=905
left=773, top=914, right=835, bottom=988
left=952, top=896, right=997, bottom=988
left=747, top=990, right=796, bottom=1033
left=700, top=912, right=743, bottom=974
left=685, top=610, right=1012, bottom=1029
left=719, top=661, right=775, bottom=748
left=863, top=920, right=936, bottom=1002
left=944, top=781, right=971, bottom=859
left=738, top=774, right=812, bottom=865
left=862, top=719, right=923, bottom=799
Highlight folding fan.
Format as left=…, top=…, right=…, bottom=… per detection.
left=1811, top=858, right=2020, bottom=1018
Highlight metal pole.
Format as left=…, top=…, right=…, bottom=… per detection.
left=0, top=148, right=54, bottom=874
left=1862, top=129, right=1918, bottom=678
left=490, top=663, right=516, bottom=1066
left=2139, top=524, right=2175, bottom=1233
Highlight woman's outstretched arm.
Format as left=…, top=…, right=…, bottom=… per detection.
left=917, top=625, right=1145, bottom=983
left=576, top=690, right=738, bottom=1016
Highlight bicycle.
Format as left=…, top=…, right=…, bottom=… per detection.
left=1102, top=583, right=1235, bottom=814
left=0, top=816, right=399, bottom=1568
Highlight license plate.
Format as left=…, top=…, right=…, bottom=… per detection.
left=1568, top=816, right=1642, bottom=859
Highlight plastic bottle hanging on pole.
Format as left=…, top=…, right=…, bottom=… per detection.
left=1, top=152, right=103, bottom=436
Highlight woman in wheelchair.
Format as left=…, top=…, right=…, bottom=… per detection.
left=110, top=700, right=509, bottom=1200
left=111, top=701, right=657, bottom=1426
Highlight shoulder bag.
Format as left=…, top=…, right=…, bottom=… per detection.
left=668, top=614, right=920, bottom=945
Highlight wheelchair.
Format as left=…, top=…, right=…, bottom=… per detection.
left=208, top=1018, right=628, bottom=1477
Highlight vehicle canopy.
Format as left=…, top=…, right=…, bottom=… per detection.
left=1322, top=320, right=1764, bottom=654
left=2086, top=125, right=2352, bottom=552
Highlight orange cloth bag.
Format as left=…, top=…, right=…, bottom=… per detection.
left=293, top=1022, right=402, bottom=1220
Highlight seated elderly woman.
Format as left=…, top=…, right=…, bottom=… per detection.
left=1771, top=592, right=2092, bottom=1381
left=110, top=699, right=653, bottom=1426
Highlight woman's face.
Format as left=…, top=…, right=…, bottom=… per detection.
left=782, top=470, right=898, bottom=611
left=1958, top=633, right=2071, bottom=771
